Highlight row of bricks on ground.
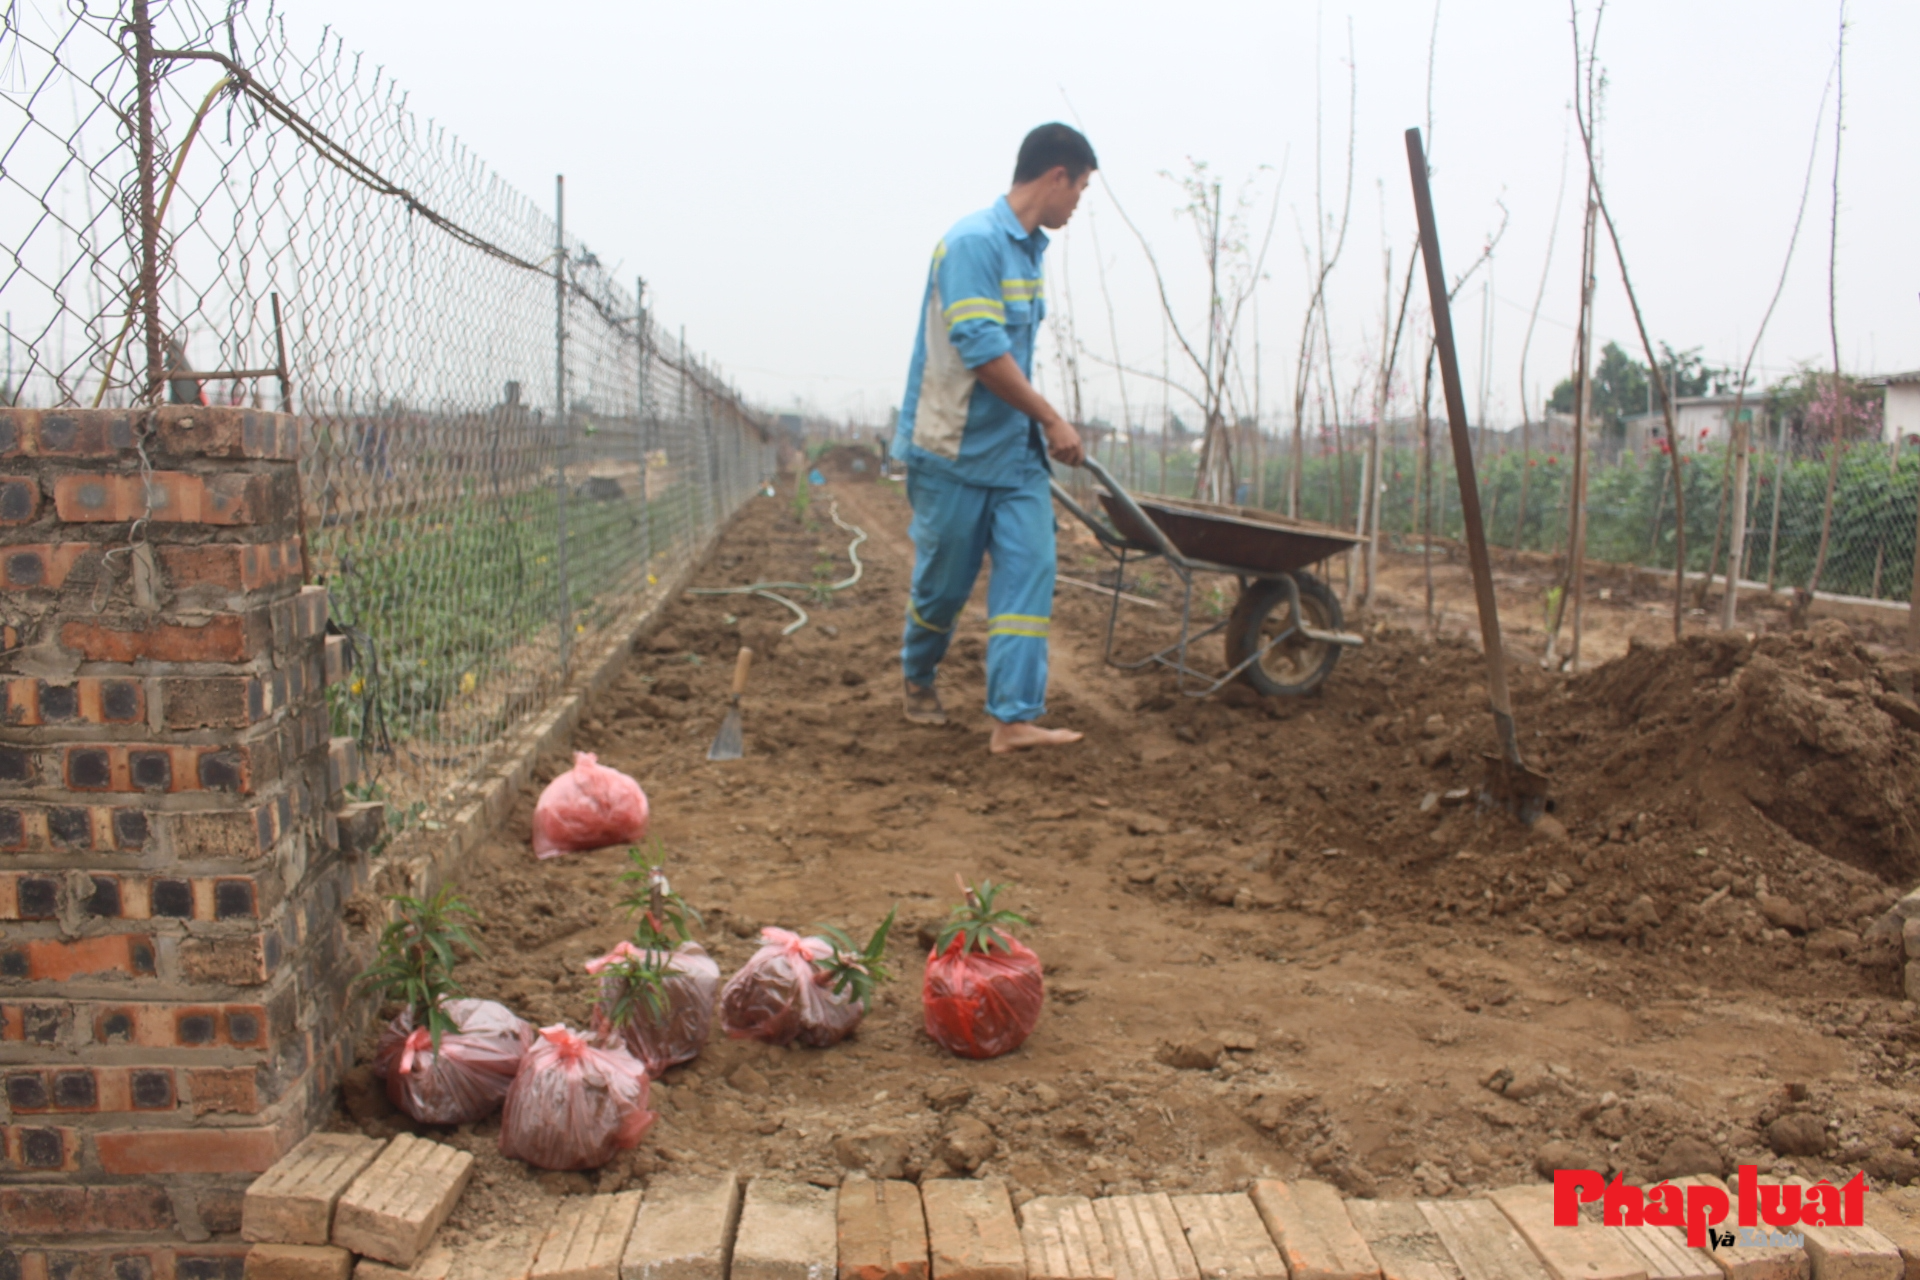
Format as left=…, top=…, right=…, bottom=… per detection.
left=3, top=646, right=346, bottom=733
left=1, top=407, right=302, bottom=462
left=0, top=470, right=299, bottom=532
left=0, top=727, right=348, bottom=801
left=230, top=1135, right=1920, bottom=1280
left=0, top=587, right=329, bottom=672
left=0, top=1025, right=366, bottom=1176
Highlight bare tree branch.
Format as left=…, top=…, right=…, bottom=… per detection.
left=1571, top=0, right=1688, bottom=639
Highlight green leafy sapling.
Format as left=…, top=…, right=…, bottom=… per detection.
left=599, top=839, right=702, bottom=1038
left=618, top=838, right=702, bottom=951
left=935, top=879, right=1029, bottom=956
left=355, top=888, right=483, bottom=1053
left=811, top=906, right=898, bottom=1008
left=601, top=949, right=676, bottom=1029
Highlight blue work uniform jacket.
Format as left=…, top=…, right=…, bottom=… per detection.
left=891, top=196, right=1050, bottom=487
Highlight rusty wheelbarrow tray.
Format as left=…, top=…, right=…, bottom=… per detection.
left=1050, top=457, right=1367, bottom=698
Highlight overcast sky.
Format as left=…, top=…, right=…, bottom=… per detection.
left=275, top=0, right=1917, bottom=429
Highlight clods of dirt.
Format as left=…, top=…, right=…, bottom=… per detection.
left=332, top=472, right=1920, bottom=1221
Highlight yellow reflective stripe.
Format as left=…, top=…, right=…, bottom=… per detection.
left=908, top=602, right=950, bottom=633
left=987, top=613, right=1051, bottom=638
left=931, top=239, right=947, bottom=263
left=942, top=297, right=1006, bottom=325
left=1001, top=277, right=1043, bottom=300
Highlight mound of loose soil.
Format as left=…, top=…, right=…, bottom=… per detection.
left=1566, top=623, right=1920, bottom=879
left=331, top=472, right=1920, bottom=1235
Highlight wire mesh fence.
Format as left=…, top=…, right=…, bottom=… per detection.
left=1075, top=413, right=1918, bottom=610
left=2, top=0, right=774, bottom=827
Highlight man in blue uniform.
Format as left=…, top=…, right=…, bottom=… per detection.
left=891, top=124, right=1094, bottom=754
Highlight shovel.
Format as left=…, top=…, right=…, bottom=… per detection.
left=1406, top=128, right=1551, bottom=824
left=706, top=647, right=754, bottom=761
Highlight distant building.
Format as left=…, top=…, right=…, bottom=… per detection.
left=1867, top=371, right=1920, bottom=443
left=1620, top=395, right=1768, bottom=456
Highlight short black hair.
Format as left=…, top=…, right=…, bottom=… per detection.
left=1013, top=123, right=1098, bottom=185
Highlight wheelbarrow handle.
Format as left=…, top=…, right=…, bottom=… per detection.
left=1073, top=455, right=1187, bottom=566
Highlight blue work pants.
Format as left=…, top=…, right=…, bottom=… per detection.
left=901, top=467, right=1054, bottom=724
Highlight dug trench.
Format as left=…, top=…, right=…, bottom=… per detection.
left=335, top=463, right=1920, bottom=1245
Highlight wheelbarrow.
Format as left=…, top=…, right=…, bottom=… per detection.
left=1050, top=457, right=1366, bottom=697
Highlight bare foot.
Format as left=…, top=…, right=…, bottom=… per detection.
left=989, top=720, right=1084, bottom=754
left=904, top=680, right=948, bottom=726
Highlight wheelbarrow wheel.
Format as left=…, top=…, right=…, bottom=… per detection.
left=1225, top=572, right=1343, bottom=697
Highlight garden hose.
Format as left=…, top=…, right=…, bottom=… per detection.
left=687, top=499, right=867, bottom=635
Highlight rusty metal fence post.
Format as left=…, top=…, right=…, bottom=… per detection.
left=131, top=0, right=162, bottom=403
left=637, top=276, right=652, bottom=573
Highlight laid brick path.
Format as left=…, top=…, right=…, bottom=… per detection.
left=210, top=1142, right=1920, bottom=1280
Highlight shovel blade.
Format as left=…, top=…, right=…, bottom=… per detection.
left=706, top=707, right=744, bottom=761
left=1481, top=752, right=1551, bottom=825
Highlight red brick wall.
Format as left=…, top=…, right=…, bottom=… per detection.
left=0, top=407, right=377, bottom=1244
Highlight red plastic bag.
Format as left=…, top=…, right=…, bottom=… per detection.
left=498, top=1025, right=656, bottom=1171
left=532, top=753, right=650, bottom=859
left=372, top=998, right=536, bottom=1125
left=923, top=936, right=1045, bottom=1059
left=719, top=928, right=863, bottom=1048
left=586, top=939, right=720, bottom=1073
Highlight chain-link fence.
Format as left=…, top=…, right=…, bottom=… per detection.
left=2, top=0, right=775, bottom=825
left=1075, top=412, right=1917, bottom=608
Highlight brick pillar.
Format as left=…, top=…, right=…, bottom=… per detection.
left=0, top=407, right=380, bottom=1248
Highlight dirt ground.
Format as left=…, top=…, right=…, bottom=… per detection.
left=334, top=457, right=1920, bottom=1245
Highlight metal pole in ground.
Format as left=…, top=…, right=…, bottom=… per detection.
left=554, top=175, right=571, bottom=671
left=637, top=276, right=652, bottom=576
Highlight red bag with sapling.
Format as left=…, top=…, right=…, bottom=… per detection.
left=924, top=880, right=1044, bottom=1059
left=532, top=752, right=649, bottom=859
left=358, top=890, right=530, bottom=1125
left=498, top=1026, right=656, bottom=1171
left=587, top=939, right=720, bottom=1072
left=374, top=998, right=535, bottom=1125
left=588, top=842, right=719, bottom=1071
left=720, top=911, right=895, bottom=1049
